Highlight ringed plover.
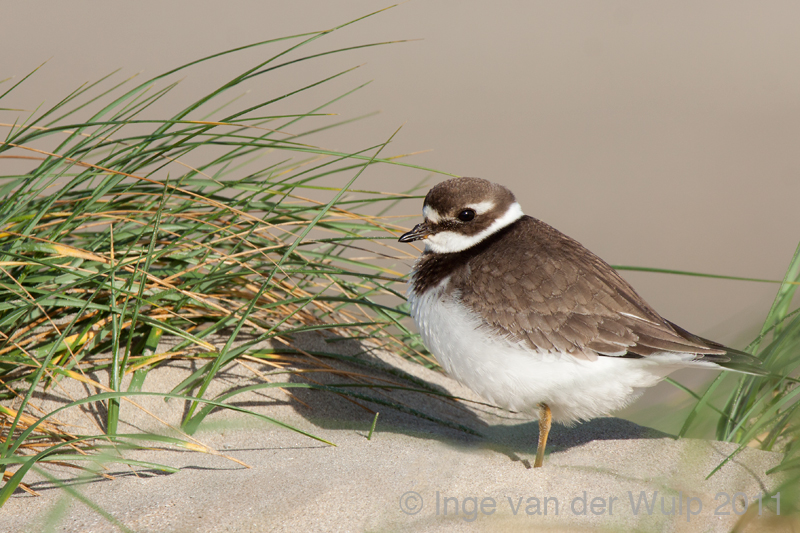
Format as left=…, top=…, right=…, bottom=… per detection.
left=399, top=177, right=763, bottom=467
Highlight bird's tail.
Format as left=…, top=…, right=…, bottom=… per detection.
left=667, top=320, right=769, bottom=376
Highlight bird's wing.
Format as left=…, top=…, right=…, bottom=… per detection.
left=459, top=216, right=751, bottom=365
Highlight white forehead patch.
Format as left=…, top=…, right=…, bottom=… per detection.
left=424, top=200, right=494, bottom=223
left=425, top=202, right=524, bottom=254
left=422, top=204, right=440, bottom=223
left=465, top=200, right=495, bottom=215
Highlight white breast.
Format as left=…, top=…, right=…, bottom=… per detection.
left=407, top=280, right=703, bottom=424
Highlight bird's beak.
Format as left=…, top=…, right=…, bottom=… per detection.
left=399, top=222, right=432, bottom=243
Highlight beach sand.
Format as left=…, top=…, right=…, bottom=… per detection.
left=1, top=332, right=788, bottom=532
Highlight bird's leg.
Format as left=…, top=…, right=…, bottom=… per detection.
left=534, top=403, right=552, bottom=468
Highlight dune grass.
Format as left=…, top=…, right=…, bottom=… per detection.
left=614, top=250, right=800, bottom=522
left=0, top=7, right=466, bottom=509
left=670, top=243, right=800, bottom=522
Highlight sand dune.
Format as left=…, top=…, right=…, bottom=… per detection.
left=2, top=333, right=785, bottom=532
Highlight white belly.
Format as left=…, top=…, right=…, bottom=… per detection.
left=408, top=282, right=701, bottom=424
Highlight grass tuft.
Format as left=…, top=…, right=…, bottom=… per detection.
left=674, top=241, right=800, bottom=519
left=0, top=8, right=458, bottom=509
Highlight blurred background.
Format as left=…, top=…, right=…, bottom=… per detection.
left=4, top=1, right=799, bottom=429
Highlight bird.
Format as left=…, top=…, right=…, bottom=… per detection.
left=398, top=177, right=763, bottom=468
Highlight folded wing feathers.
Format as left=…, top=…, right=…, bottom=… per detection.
left=477, top=254, right=756, bottom=365
left=456, top=216, right=763, bottom=371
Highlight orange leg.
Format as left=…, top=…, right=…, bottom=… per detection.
left=534, top=403, right=552, bottom=468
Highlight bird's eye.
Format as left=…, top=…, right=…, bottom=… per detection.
left=457, top=209, right=475, bottom=222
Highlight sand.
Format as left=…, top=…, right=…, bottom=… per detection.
left=0, top=332, right=789, bottom=532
